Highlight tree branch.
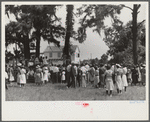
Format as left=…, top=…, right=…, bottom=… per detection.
left=122, top=5, right=133, bottom=11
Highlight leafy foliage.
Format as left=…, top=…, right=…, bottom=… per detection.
left=76, top=4, right=123, bottom=43
left=105, top=20, right=145, bottom=65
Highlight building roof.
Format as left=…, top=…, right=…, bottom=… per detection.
left=43, top=45, right=79, bottom=53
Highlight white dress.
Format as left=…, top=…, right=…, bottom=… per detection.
left=115, top=68, right=123, bottom=90
left=61, top=71, right=65, bottom=81
left=19, top=68, right=26, bottom=84
left=122, top=67, right=128, bottom=87
left=43, top=69, right=49, bottom=81
left=9, top=68, right=14, bottom=81
left=105, top=70, right=114, bottom=91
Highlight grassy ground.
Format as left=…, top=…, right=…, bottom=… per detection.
left=6, top=82, right=146, bottom=101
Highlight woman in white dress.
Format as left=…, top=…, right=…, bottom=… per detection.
left=122, top=66, right=128, bottom=92
left=115, top=64, right=123, bottom=94
left=104, top=64, right=114, bottom=97
left=94, top=66, right=99, bottom=88
left=8, top=65, right=14, bottom=85
left=80, top=64, right=87, bottom=88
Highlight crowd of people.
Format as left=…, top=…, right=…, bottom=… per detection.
left=5, top=58, right=146, bottom=97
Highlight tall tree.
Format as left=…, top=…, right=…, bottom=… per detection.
left=63, top=5, right=74, bottom=62
left=121, top=4, right=142, bottom=65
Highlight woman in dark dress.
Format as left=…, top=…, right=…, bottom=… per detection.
left=131, top=66, right=139, bottom=85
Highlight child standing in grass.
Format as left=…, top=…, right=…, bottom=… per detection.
left=61, top=69, right=66, bottom=84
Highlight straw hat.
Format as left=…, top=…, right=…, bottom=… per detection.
left=36, top=65, right=40, bottom=69
left=17, top=63, right=22, bottom=67
left=116, top=64, right=121, bottom=68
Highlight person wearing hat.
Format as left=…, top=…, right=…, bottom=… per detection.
left=34, top=65, right=43, bottom=85
left=115, top=64, right=123, bottom=94
left=8, top=64, right=15, bottom=86
left=94, top=66, right=99, bottom=88
left=70, top=61, right=78, bottom=88
left=99, top=63, right=106, bottom=88
left=80, top=63, right=87, bottom=88
left=122, top=64, right=128, bottom=92
left=17, top=63, right=27, bottom=87
left=140, top=64, right=146, bottom=86
left=89, top=64, right=95, bottom=86
left=104, top=64, right=114, bottom=97
left=131, top=65, right=139, bottom=86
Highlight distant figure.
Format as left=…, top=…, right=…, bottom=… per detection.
left=94, top=66, right=99, bottom=88
left=131, top=66, right=139, bottom=85
left=89, top=65, right=95, bottom=85
left=66, top=63, right=72, bottom=88
left=5, top=70, right=8, bottom=90
left=99, top=63, right=106, bottom=88
left=140, top=64, right=146, bottom=86
left=122, top=65, right=128, bottom=92
left=115, top=64, right=123, bottom=94
left=70, top=62, right=78, bottom=88
left=85, top=63, right=90, bottom=83
left=43, top=66, right=49, bottom=84
left=104, top=64, right=114, bottom=97
left=80, top=64, right=87, bottom=88
left=17, top=63, right=26, bottom=87
left=61, top=69, right=66, bottom=84
left=8, top=64, right=14, bottom=86
left=127, top=68, right=132, bottom=84
left=34, top=65, right=43, bottom=85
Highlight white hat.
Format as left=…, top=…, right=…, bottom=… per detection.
left=142, top=64, right=146, bottom=67
left=116, top=64, right=121, bottom=67
left=44, top=67, right=48, bottom=70
left=17, top=63, right=22, bottom=66
left=36, top=65, right=40, bottom=69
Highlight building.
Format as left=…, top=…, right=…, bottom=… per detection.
left=43, top=45, right=80, bottom=65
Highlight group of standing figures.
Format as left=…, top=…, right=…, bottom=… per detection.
left=65, top=62, right=146, bottom=97
left=5, top=61, right=146, bottom=97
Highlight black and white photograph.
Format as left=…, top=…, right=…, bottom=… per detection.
left=2, top=1, right=149, bottom=121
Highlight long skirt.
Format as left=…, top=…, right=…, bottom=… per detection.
left=105, top=78, right=114, bottom=91
left=115, top=75, right=123, bottom=90
left=94, top=76, right=99, bottom=86
left=122, top=74, right=128, bottom=87
left=141, top=74, right=146, bottom=83
left=82, top=76, right=86, bottom=87
left=19, top=74, right=26, bottom=84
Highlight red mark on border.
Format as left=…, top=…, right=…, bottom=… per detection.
left=82, top=103, right=89, bottom=107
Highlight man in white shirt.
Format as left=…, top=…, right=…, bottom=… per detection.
left=85, top=63, right=90, bottom=83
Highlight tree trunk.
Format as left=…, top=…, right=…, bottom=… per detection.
left=24, top=35, right=30, bottom=60
left=132, top=5, right=138, bottom=65
left=35, top=30, right=41, bottom=58
left=63, top=5, right=74, bottom=63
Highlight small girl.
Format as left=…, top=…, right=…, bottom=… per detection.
left=43, top=66, right=49, bottom=84
left=61, top=70, right=66, bottom=84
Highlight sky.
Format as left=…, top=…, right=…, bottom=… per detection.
left=5, top=3, right=147, bottom=61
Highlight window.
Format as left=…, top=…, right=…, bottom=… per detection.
left=58, top=52, right=61, bottom=57
left=49, top=52, right=52, bottom=57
